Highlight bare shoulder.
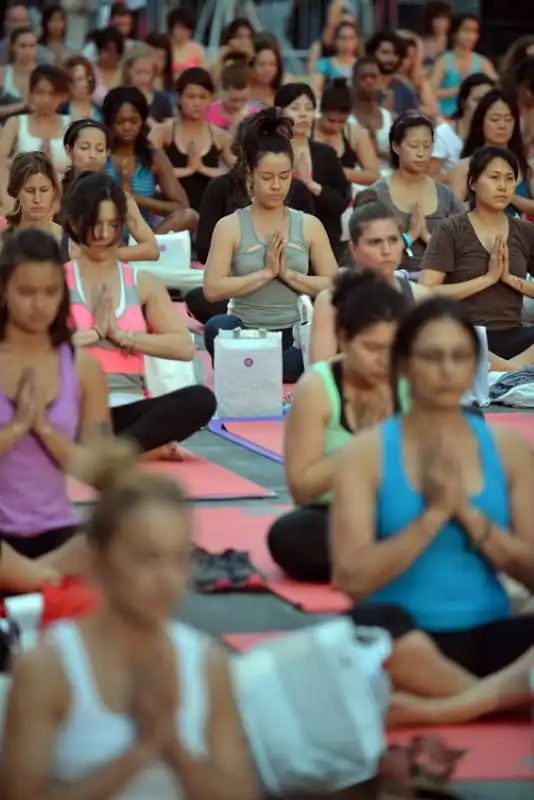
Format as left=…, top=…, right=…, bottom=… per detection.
left=337, top=425, right=382, bottom=477
left=75, top=347, right=102, bottom=375
left=490, top=422, right=534, bottom=472
left=9, top=641, right=69, bottom=710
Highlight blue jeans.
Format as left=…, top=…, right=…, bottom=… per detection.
left=204, top=314, right=303, bottom=384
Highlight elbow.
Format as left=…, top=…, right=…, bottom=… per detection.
left=179, top=335, right=195, bottom=362
left=146, top=241, right=160, bottom=261
left=287, top=478, right=315, bottom=507
left=203, top=282, right=225, bottom=303
left=332, top=562, right=369, bottom=603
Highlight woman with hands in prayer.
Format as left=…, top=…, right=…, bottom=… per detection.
left=0, top=228, right=109, bottom=577
left=332, top=297, right=534, bottom=679
left=202, top=107, right=338, bottom=384
left=420, top=146, right=534, bottom=362
left=64, top=171, right=216, bottom=455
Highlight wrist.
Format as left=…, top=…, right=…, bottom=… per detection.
left=9, top=420, right=27, bottom=438
left=421, top=505, right=450, bottom=534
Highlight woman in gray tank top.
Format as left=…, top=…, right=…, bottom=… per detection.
left=202, top=107, right=338, bottom=384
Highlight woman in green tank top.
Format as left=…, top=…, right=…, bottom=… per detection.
left=267, top=270, right=407, bottom=583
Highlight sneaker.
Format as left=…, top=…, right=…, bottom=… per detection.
left=192, top=549, right=234, bottom=593
left=222, top=549, right=267, bottom=590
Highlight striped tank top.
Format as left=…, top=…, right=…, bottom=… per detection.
left=65, top=261, right=147, bottom=406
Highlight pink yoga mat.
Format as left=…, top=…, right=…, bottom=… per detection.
left=67, top=451, right=274, bottom=502
left=194, top=507, right=351, bottom=612
left=486, top=412, right=534, bottom=444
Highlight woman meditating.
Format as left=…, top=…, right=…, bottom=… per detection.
left=420, top=146, right=534, bottom=362
left=332, top=297, right=534, bottom=679
left=0, top=228, right=109, bottom=564
left=63, top=171, right=216, bottom=453
left=4, top=151, right=62, bottom=242
left=202, top=107, right=338, bottom=384
left=62, top=118, right=159, bottom=264
left=268, top=270, right=408, bottom=582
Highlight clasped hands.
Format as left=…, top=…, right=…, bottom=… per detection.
left=264, top=230, right=293, bottom=284
left=13, top=368, right=49, bottom=438
left=91, top=286, right=135, bottom=353
left=421, top=432, right=471, bottom=522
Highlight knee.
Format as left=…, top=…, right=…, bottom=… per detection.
left=187, top=385, right=217, bottom=424
left=169, top=208, right=199, bottom=232
left=395, top=629, right=439, bottom=657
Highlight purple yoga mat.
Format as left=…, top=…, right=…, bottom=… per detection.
left=208, top=417, right=284, bottom=463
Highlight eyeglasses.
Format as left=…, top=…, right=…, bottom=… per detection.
left=411, top=349, right=476, bottom=365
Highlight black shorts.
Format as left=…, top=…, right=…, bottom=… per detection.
left=486, top=326, right=534, bottom=359
left=0, top=525, right=78, bottom=560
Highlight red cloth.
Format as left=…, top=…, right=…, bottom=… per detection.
left=0, top=577, right=102, bottom=627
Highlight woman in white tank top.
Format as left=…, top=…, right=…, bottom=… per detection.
left=0, top=439, right=259, bottom=800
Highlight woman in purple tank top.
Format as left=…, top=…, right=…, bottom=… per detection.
left=0, top=228, right=110, bottom=567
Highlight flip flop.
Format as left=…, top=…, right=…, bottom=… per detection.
left=379, top=736, right=467, bottom=799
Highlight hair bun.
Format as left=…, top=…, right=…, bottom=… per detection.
left=353, top=189, right=379, bottom=208
left=331, top=268, right=382, bottom=310
left=331, top=76, right=349, bottom=89
left=258, top=106, right=294, bottom=139
left=70, top=437, right=139, bottom=493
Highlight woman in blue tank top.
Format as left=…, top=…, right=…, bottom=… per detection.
left=332, top=297, right=534, bottom=679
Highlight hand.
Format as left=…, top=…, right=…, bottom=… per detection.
left=420, top=215, right=431, bottom=245
left=295, top=151, right=312, bottom=183
left=101, top=286, right=118, bottom=340
left=487, top=235, right=506, bottom=284
left=91, top=286, right=109, bottom=339
left=14, top=368, right=36, bottom=433
left=353, top=384, right=392, bottom=429
left=187, top=140, right=202, bottom=173
left=499, top=236, right=510, bottom=280
left=131, top=643, right=178, bottom=752
left=265, top=231, right=284, bottom=277
left=407, top=203, right=423, bottom=243
left=119, top=158, right=133, bottom=192
left=421, top=434, right=464, bottom=516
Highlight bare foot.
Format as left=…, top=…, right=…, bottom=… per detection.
left=139, top=442, right=185, bottom=462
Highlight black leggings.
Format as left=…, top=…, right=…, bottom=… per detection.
left=1, top=525, right=78, bottom=559
left=267, top=505, right=330, bottom=583
left=487, top=326, right=534, bottom=359
left=184, top=286, right=228, bottom=325
left=111, top=386, right=216, bottom=452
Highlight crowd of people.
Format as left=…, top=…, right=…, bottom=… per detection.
left=0, top=0, right=533, bottom=797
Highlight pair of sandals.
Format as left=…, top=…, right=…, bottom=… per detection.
left=378, top=735, right=467, bottom=798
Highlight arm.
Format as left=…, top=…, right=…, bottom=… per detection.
left=308, top=288, right=337, bottom=364
left=33, top=350, right=109, bottom=469
left=481, top=55, right=498, bottom=80
left=203, top=216, right=273, bottom=302
left=0, top=116, right=19, bottom=207
left=163, top=645, right=260, bottom=800
left=280, top=215, right=338, bottom=296
left=312, top=70, right=326, bottom=97
left=455, top=429, right=534, bottom=592
left=429, top=57, right=457, bottom=99
left=0, top=648, right=157, bottom=800
left=308, top=145, right=351, bottom=216
left=345, top=125, right=380, bottom=185
left=114, top=271, right=194, bottom=361
left=308, top=40, right=322, bottom=74
left=134, top=149, right=189, bottom=216
left=331, top=433, right=450, bottom=601
left=0, top=422, right=27, bottom=458
left=285, top=373, right=335, bottom=504
left=196, top=176, right=228, bottom=263
left=117, top=194, right=159, bottom=263
left=448, top=160, right=468, bottom=202
left=198, top=129, right=233, bottom=176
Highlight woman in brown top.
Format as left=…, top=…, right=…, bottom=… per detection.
left=420, top=146, right=534, bottom=361
left=370, top=111, right=464, bottom=271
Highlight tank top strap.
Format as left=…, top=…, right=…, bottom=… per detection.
left=170, top=622, right=209, bottom=756
left=466, top=413, right=506, bottom=481
left=119, top=262, right=143, bottom=310
left=380, top=415, right=405, bottom=480
left=18, top=113, right=28, bottom=136
left=64, top=261, right=75, bottom=291
left=472, top=53, right=482, bottom=71
left=58, top=341, right=77, bottom=388
left=310, top=360, right=342, bottom=425
left=444, top=51, right=455, bottom=70
left=398, top=276, right=415, bottom=307
left=47, top=621, right=97, bottom=705
left=235, top=207, right=258, bottom=249
left=287, top=208, right=306, bottom=245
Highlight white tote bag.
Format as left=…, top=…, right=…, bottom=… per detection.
left=144, top=333, right=197, bottom=395
left=214, top=328, right=283, bottom=418
left=128, top=231, right=202, bottom=291
left=462, top=326, right=490, bottom=407
left=292, top=295, right=314, bottom=370
left=231, top=618, right=390, bottom=795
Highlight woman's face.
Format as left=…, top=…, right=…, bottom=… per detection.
left=129, top=57, right=155, bottom=92
left=222, top=85, right=250, bottom=115
left=336, top=24, right=358, bottom=57
left=12, top=31, right=37, bottom=65
left=178, top=82, right=212, bottom=121
left=31, top=77, right=61, bottom=116
left=5, top=261, right=64, bottom=336
left=455, top=18, right=479, bottom=51
left=354, top=61, right=379, bottom=99
left=349, top=218, right=404, bottom=277
left=47, top=10, right=65, bottom=39
left=319, top=108, right=349, bottom=136
left=252, top=48, right=278, bottom=86
left=471, top=156, right=517, bottom=211
left=96, top=503, right=191, bottom=628
left=432, top=15, right=450, bottom=37
left=113, top=102, right=143, bottom=145
left=400, top=43, right=417, bottom=77
left=394, top=124, right=433, bottom=173
left=83, top=199, right=122, bottom=253
left=482, top=100, right=515, bottom=147
left=404, top=318, right=477, bottom=409
left=98, top=41, right=120, bottom=70
left=251, top=152, right=292, bottom=210
left=69, top=126, right=108, bottom=173
left=284, top=93, right=315, bottom=138
left=171, top=23, right=191, bottom=45
left=19, top=171, right=56, bottom=221
left=149, top=46, right=168, bottom=77
left=70, top=63, right=93, bottom=100
left=463, top=82, right=492, bottom=118
left=341, top=321, right=397, bottom=387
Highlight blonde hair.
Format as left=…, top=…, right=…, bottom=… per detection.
left=71, top=438, right=188, bottom=547
left=122, top=44, right=155, bottom=86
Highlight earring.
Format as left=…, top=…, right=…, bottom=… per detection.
left=397, top=377, right=411, bottom=413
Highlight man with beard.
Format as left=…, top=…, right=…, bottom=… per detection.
left=366, top=32, right=419, bottom=116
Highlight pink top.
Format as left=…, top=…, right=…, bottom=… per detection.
left=206, top=100, right=260, bottom=131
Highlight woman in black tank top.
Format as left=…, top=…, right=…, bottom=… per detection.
left=149, top=67, right=235, bottom=213
left=314, top=79, right=380, bottom=190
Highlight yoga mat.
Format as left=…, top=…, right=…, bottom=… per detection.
left=67, top=451, right=275, bottom=502
left=194, top=507, right=351, bottom=612
left=224, top=632, right=534, bottom=782
left=487, top=412, right=534, bottom=445
left=173, top=301, right=204, bottom=333
left=208, top=419, right=284, bottom=463
left=389, top=721, right=534, bottom=781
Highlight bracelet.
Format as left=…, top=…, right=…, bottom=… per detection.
left=471, top=519, right=492, bottom=551
left=92, top=325, right=103, bottom=339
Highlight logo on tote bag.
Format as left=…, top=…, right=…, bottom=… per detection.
left=244, top=358, right=254, bottom=367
